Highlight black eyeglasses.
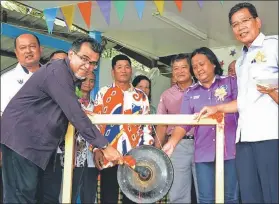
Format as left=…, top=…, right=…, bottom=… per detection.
left=231, top=16, right=254, bottom=29
left=73, top=51, right=98, bottom=68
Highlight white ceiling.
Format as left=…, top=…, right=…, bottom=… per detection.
left=23, top=1, right=278, bottom=58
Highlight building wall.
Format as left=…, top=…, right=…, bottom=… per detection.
left=211, top=45, right=242, bottom=75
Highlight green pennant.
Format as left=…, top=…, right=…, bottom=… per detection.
left=220, top=0, right=224, bottom=5
left=114, top=1, right=127, bottom=22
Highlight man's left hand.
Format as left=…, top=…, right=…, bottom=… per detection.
left=257, top=84, right=278, bottom=94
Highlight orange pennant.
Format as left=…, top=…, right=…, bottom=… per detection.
left=60, top=5, right=75, bottom=31
left=153, top=0, right=164, bottom=15
left=77, top=1, right=92, bottom=29
left=174, top=0, right=183, bottom=12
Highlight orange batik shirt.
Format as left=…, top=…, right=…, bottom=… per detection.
left=92, top=83, right=154, bottom=168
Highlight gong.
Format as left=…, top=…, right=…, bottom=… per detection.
left=117, top=145, right=174, bottom=203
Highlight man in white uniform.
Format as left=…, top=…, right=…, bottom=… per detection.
left=0, top=33, right=42, bottom=203
left=1, top=33, right=42, bottom=115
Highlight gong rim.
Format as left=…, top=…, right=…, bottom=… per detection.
left=117, top=145, right=174, bottom=203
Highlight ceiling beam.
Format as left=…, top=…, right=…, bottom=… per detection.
left=114, top=45, right=158, bottom=69
left=1, top=49, right=16, bottom=58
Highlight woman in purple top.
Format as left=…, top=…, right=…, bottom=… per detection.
left=162, top=47, right=239, bottom=203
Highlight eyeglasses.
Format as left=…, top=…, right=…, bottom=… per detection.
left=73, top=51, right=98, bottom=68
left=231, top=17, right=254, bottom=29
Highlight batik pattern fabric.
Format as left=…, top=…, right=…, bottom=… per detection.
left=60, top=98, right=95, bottom=168
left=92, top=83, right=154, bottom=168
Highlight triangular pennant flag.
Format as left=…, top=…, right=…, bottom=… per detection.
left=174, top=0, right=183, bottom=12
left=43, top=8, right=58, bottom=34
left=60, top=5, right=75, bottom=31
left=96, top=0, right=111, bottom=25
left=77, top=1, right=92, bottom=29
left=135, top=1, right=145, bottom=19
left=113, top=1, right=127, bottom=22
left=153, top=0, right=164, bottom=15
left=197, top=0, right=203, bottom=8
left=220, top=0, right=224, bottom=5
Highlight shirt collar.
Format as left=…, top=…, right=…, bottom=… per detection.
left=174, top=80, right=194, bottom=92
left=197, top=75, right=220, bottom=88
left=22, top=65, right=29, bottom=74
left=19, top=63, right=41, bottom=74
left=242, top=32, right=265, bottom=53
left=112, top=82, right=135, bottom=92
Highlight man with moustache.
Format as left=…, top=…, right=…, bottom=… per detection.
left=197, top=3, right=278, bottom=203
left=1, top=37, right=122, bottom=203
left=155, top=54, right=198, bottom=203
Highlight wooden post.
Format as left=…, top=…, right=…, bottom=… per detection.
left=215, top=117, right=225, bottom=203
left=62, top=123, right=75, bottom=203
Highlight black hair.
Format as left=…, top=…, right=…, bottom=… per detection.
left=170, top=53, right=196, bottom=82
left=49, top=50, right=68, bottom=60
left=170, top=53, right=191, bottom=67
left=229, top=2, right=258, bottom=25
left=111, top=54, right=131, bottom=69
left=14, top=33, right=41, bottom=48
left=132, top=75, right=152, bottom=102
left=71, top=37, right=103, bottom=54
left=190, top=47, right=223, bottom=78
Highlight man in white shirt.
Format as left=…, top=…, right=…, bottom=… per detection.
left=0, top=33, right=42, bottom=203
left=1, top=33, right=42, bottom=115
left=197, top=3, right=278, bottom=203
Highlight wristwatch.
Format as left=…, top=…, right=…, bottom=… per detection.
left=101, top=143, right=109, bottom=150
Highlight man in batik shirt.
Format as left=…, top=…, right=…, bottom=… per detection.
left=92, top=54, right=154, bottom=204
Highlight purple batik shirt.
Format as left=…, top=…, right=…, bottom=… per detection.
left=180, top=75, right=238, bottom=163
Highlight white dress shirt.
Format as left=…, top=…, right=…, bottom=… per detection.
left=1, top=63, right=35, bottom=115
left=235, top=33, right=278, bottom=143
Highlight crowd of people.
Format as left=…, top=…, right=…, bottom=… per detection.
left=0, top=2, right=278, bottom=204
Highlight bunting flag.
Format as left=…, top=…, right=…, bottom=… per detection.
left=135, top=1, right=145, bottom=19
left=43, top=8, right=58, bottom=34
left=153, top=0, right=164, bottom=15
left=60, top=5, right=75, bottom=31
left=174, top=0, right=183, bottom=12
left=96, top=0, right=111, bottom=25
left=77, top=1, right=92, bottom=29
left=113, top=1, right=127, bottom=22
left=197, top=0, right=203, bottom=8
left=42, top=0, right=227, bottom=33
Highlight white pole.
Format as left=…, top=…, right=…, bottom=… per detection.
left=215, top=120, right=225, bottom=203
left=87, top=114, right=218, bottom=125
left=61, top=124, right=75, bottom=203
